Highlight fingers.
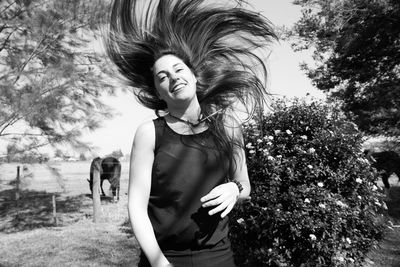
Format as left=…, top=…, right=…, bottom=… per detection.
left=208, top=198, right=236, bottom=217
left=220, top=202, right=235, bottom=218
left=200, top=182, right=240, bottom=217
left=200, top=185, right=222, bottom=203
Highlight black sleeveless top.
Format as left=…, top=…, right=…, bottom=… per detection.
left=149, top=117, right=230, bottom=251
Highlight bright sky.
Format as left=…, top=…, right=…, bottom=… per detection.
left=83, top=0, right=326, bottom=156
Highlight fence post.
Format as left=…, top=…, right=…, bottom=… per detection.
left=15, top=166, right=20, bottom=201
left=52, top=194, right=58, bottom=226
left=92, top=158, right=102, bottom=223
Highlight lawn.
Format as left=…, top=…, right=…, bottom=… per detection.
left=0, top=162, right=400, bottom=266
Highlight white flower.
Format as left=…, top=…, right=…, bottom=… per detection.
left=267, top=156, right=274, bottom=161
left=336, top=200, right=348, bottom=208
left=308, top=148, right=316, bottom=154
left=248, top=119, right=257, bottom=125
left=309, top=234, right=317, bottom=241
left=300, top=135, right=308, bottom=140
left=304, top=198, right=310, bottom=203
left=307, top=165, right=313, bottom=169
left=336, top=256, right=345, bottom=262
left=319, top=203, right=326, bottom=209
left=237, top=218, right=245, bottom=224
left=356, top=178, right=363, bottom=184
left=274, top=129, right=281, bottom=135
left=346, top=237, right=351, bottom=244
left=317, top=182, right=324, bottom=187
left=357, top=195, right=362, bottom=200
left=246, top=142, right=253, bottom=149
left=264, top=135, right=274, bottom=140
left=249, top=150, right=255, bottom=154
left=286, top=129, right=292, bottom=135
left=267, top=141, right=273, bottom=146
left=256, top=139, right=263, bottom=143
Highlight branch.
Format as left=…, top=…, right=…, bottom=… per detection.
left=0, top=114, right=22, bottom=135
left=0, top=1, right=17, bottom=17
left=0, top=132, right=46, bottom=137
left=0, top=30, right=14, bottom=52
left=13, top=37, right=48, bottom=85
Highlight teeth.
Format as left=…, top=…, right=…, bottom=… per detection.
left=172, top=83, right=186, bottom=92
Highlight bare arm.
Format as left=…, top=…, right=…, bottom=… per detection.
left=230, top=125, right=251, bottom=200
left=128, top=121, right=170, bottom=267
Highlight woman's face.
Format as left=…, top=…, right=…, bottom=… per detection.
left=152, top=54, right=197, bottom=107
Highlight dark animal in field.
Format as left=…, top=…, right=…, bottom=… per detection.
left=364, top=150, right=400, bottom=189
left=88, top=157, right=121, bottom=200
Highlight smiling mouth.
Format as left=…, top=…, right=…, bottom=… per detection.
left=171, top=83, right=186, bottom=93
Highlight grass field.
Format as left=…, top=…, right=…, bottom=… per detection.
left=0, top=161, right=139, bottom=267
left=1, top=162, right=400, bottom=266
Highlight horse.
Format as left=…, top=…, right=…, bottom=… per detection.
left=88, top=156, right=121, bottom=201
left=364, top=150, right=400, bottom=190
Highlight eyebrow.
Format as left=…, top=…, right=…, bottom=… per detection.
left=156, top=63, right=183, bottom=76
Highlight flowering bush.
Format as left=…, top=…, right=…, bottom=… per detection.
left=230, top=98, right=385, bottom=266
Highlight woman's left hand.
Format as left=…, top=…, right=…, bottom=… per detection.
left=200, top=182, right=240, bottom=218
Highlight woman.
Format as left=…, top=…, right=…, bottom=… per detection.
left=105, top=0, right=276, bottom=266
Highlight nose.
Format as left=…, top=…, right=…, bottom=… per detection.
left=170, top=72, right=180, bottom=82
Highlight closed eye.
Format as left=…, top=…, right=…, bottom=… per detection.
left=159, top=75, right=168, bottom=82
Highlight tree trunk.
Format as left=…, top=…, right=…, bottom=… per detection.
left=92, top=158, right=102, bottom=223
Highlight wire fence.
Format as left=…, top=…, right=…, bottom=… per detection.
left=1, top=165, right=96, bottom=228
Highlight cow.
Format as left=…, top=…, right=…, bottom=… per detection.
left=364, top=150, right=400, bottom=190
left=88, top=157, right=121, bottom=201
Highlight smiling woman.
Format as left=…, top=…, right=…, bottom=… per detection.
left=152, top=55, right=199, bottom=113
left=105, top=0, right=277, bottom=266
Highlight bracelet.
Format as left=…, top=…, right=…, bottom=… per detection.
left=232, top=180, right=243, bottom=193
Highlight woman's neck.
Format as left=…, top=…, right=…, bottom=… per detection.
left=168, top=101, right=201, bottom=121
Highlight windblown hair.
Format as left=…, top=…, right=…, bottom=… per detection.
left=105, top=0, right=277, bottom=177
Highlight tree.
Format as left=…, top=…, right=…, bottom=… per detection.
left=106, top=149, right=123, bottom=159
left=289, top=0, right=400, bottom=137
left=0, top=0, right=117, bottom=157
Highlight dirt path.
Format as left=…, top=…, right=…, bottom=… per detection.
left=364, top=186, right=400, bottom=267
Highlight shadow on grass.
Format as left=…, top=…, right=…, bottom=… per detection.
left=366, top=185, right=400, bottom=266
left=0, top=188, right=92, bottom=233
left=386, top=186, right=400, bottom=222
left=120, top=218, right=134, bottom=237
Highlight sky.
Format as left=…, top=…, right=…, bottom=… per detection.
left=82, top=0, right=326, bottom=157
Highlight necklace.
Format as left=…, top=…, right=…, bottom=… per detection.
left=168, top=112, right=204, bottom=127
left=168, top=109, right=223, bottom=127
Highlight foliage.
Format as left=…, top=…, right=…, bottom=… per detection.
left=106, top=149, right=123, bottom=159
left=0, top=0, right=116, bottom=158
left=288, top=0, right=400, bottom=137
left=230, top=98, right=386, bottom=267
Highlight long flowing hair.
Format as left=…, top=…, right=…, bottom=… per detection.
left=105, top=0, right=277, bottom=177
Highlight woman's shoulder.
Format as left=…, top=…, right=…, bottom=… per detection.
left=136, top=116, right=165, bottom=131
left=134, top=120, right=157, bottom=145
